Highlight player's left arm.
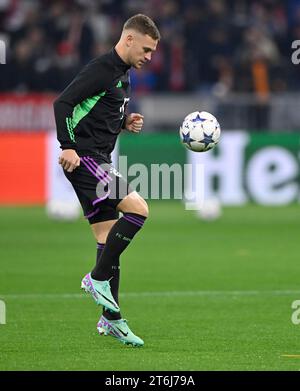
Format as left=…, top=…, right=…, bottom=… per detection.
left=124, top=113, right=144, bottom=133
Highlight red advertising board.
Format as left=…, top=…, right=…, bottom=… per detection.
left=0, top=132, right=46, bottom=204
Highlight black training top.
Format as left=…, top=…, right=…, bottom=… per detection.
left=53, top=48, right=131, bottom=161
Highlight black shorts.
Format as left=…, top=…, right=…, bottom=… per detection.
left=64, top=154, right=133, bottom=224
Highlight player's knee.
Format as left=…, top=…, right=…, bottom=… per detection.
left=91, top=220, right=117, bottom=243
left=135, top=197, right=149, bottom=218
left=118, top=192, right=149, bottom=218
left=96, top=232, right=109, bottom=243
left=128, top=196, right=149, bottom=217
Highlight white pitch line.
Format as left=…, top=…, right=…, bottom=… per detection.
left=0, top=290, right=300, bottom=300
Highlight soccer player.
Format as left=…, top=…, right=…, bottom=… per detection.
left=53, top=14, right=160, bottom=347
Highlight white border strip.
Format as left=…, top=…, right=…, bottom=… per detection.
left=1, top=290, right=300, bottom=300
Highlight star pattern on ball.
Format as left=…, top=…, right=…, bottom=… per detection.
left=201, top=132, right=214, bottom=148
left=191, top=113, right=206, bottom=122
left=182, top=131, right=195, bottom=147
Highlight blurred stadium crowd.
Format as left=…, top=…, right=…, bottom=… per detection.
left=0, top=0, right=299, bottom=96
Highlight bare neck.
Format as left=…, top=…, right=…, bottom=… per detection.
left=115, top=41, right=130, bottom=65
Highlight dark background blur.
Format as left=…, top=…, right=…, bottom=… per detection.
left=0, top=0, right=298, bottom=93
left=0, top=0, right=300, bottom=131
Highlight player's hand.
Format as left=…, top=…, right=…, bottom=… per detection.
left=58, top=149, right=80, bottom=172
left=125, top=113, right=144, bottom=133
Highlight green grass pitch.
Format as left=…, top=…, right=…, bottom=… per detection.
left=0, top=202, right=300, bottom=370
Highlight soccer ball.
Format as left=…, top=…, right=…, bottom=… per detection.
left=180, top=111, right=221, bottom=152
left=46, top=200, right=80, bottom=221
left=196, top=198, right=222, bottom=221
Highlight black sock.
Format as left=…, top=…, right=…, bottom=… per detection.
left=91, top=213, right=147, bottom=281
left=94, top=242, right=122, bottom=321
left=95, top=242, right=105, bottom=264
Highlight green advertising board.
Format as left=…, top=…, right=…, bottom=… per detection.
left=120, top=131, right=300, bottom=205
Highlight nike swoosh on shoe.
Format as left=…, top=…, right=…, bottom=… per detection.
left=115, top=327, right=128, bottom=337
left=95, top=289, right=119, bottom=309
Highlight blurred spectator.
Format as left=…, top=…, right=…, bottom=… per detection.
left=0, top=0, right=297, bottom=95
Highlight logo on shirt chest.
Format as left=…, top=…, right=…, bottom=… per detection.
left=107, top=77, right=130, bottom=120
left=120, top=98, right=130, bottom=120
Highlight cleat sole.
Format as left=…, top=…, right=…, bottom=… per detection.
left=97, top=327, right=143, bottom=347
left=97, top=326, right=106, bottom=335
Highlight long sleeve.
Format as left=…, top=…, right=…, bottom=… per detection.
left=53, top=58, right=112, bottom=150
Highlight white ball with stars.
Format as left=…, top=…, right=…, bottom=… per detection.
left=179, top=111, right=221, bottom=152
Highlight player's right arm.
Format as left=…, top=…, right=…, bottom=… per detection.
left=53, top=59, right=111, bottom=172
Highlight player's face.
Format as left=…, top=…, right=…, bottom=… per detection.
left=127, top=32, right=158, bottom=69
